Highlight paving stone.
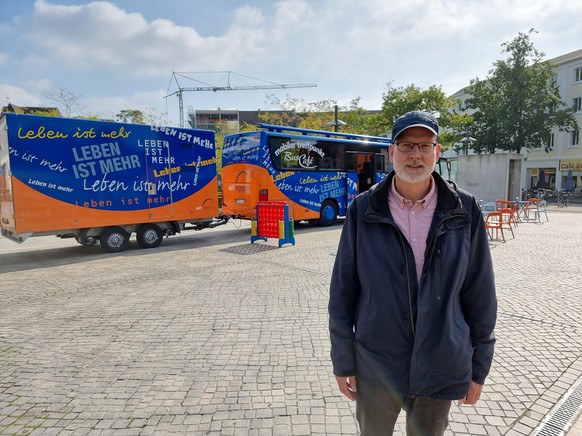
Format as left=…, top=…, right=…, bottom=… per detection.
left=1, top=207, right=582, bottom=434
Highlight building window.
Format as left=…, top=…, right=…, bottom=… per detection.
left=576, top=67, right=582, bottom=83
left=547, top=133, right=554, bottom=149
left=574, top=97, right=582, bottom=113
left=572, top=130, right=580, bottom=147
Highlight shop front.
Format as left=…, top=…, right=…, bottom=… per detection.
left=529, top=167, right=556, bottom=191
left=560, top=159, right=582, bottom=196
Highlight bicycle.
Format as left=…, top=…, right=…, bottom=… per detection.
left=556, top=189, right=569, bottom=208
left=536, top=188, right=554, bottom=202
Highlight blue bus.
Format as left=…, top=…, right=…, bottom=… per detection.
left=222, top=124, right=392, bottom=225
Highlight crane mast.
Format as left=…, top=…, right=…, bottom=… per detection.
left=165, top=71, right=317, bottom=127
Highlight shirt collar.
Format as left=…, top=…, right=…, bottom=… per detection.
left=390, top=175, right=437, bottom=209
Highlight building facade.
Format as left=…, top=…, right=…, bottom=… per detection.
left=450, top=49, right=582, bottom=199
left=526, top=49, right=582, bottom=196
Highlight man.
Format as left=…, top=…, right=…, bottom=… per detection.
left=328, top=111, right=497, bottom=435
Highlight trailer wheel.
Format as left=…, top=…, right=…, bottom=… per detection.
left=99, top=227, right=130, bottom=253
left=136, top=224, right=163, bottom=249
left=318, top=200, right=338, bottom=226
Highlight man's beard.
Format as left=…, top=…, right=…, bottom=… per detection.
left=394, top=159, right=435, bottom=184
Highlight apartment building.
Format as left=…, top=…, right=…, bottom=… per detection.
left=451, top=49, right=582, bottom=197
left=526, top=49, right=582, bottom=194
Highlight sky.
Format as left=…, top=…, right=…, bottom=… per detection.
left=1, top=0, right=581, bottom=126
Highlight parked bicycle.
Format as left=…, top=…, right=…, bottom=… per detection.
left=536, top=189, right=555, bottom=202
left=556, top=189, right=569, bottom=208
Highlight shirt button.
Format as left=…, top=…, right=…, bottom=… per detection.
left=412, top=237, right=417, bottom=242
left=411, top=211, right=415, bottom=215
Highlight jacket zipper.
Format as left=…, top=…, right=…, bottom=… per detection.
left=395, top=230, right=416, bottom=336
left=407, top=213, right=465, bottom=337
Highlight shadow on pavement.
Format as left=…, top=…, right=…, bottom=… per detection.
left=0, top=219, right=345, bottom=273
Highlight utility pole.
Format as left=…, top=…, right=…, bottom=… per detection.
left=165, top=71, right=317, bottom=127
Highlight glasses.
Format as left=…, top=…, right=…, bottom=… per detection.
left=394, top=142, right=437, bottom=153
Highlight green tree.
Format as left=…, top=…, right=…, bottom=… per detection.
left=114, top=107, right=166, bottom=125
left=465, top=29, right=578, bottom=153
left=380, top=83, right=469, bottom=148
left=116, top=109, right=145, bottom=124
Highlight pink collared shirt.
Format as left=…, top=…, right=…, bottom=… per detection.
left=388, top=177, right=438, bottom=284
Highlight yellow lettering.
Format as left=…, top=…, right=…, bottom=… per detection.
left=101, top=126, right=131, bottom=139
left=73, top=127, right=96, bottom=139
left=300, top=176, right=318, bottom=184
left=153, top=166, right=181, bottom=178
left=18, top=126, right=69, bottom=139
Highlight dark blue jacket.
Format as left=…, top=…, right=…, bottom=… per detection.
left=329, top=171, right=496, bottom=400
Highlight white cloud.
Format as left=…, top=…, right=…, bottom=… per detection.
left=3, top=0, right=581, bottom=118
left=0, top=84, right=43, bottom=107
left=27, top=0, right=270, bottom=75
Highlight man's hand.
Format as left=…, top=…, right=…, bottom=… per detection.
left=458, top=381, right=483, bottom=405
left=335, top=375, right=357, bottom=401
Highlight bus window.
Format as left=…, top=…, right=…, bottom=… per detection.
left=375, top=154, right=384, bottom=172
left=317, top=141, right=345, bottom=170
left=268, top=137, right=345, bottom=171
left=347, top=153, right=357, bottom=171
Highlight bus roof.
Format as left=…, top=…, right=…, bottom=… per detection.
left=257, top=123, right=392, bottom=145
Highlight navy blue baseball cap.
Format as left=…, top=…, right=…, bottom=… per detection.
left=391, top=111, right=439, bottom=141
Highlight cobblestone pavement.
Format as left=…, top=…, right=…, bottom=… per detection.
left=1, top=204, right=582, bottom=435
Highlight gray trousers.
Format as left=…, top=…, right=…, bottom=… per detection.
left=356, top=377, right=452, bottom=436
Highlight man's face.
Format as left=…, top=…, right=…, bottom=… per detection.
left=389, top=127, right=441, bottom=185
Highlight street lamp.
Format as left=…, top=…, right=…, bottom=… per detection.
left=325, top=105, right=347, bottom=132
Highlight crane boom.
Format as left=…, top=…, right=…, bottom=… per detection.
left=176, top=83, right=316, bottom=93
left=165, top=71, right=317, bottom=127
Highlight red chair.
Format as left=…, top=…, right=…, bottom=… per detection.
left=485, top=211, right=514, bottom=242
left=496, top=200, right=519, bottom=227
left=495, top=200, right=512, bottom=211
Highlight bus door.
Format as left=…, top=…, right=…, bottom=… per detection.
left=347, top=152, right=376, bottom=203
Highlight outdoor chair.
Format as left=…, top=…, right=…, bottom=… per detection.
left=524, top=198, right=542, bottom=223
left=495, top=199, right=512, bottom=210
left=485, top=211, right=514, bottom=242
left=480, top=201, right=496, bottom=218
left=501, top=208, right=519, bottom=230
left=496, top=200, right=519, bottom=227
left=537, top=200, right=549, bottom=222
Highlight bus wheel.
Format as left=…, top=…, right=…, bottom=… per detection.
left=137, top=224, right=163, bottom=249
left=318, top=200, right=338, bottom=226
left=100, top=227, right=130, bottom=253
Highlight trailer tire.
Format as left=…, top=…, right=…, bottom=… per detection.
left=136, top=224, right=163, bottom=249
left=100, top=227, right=130, bottom=253
left=318, top=200, right=338, bottom=226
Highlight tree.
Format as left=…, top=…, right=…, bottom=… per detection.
left=116, top=109, right=145, bottom=124
left=380, top=83, right=469, bottom=148
left=42, top=87, right=85, bottom=117
left=115, top=107, right=166, bottom=125
left=465, top=29, right=578, bottom=153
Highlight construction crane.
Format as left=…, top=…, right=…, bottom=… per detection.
left=165, top=71, right=317, bottom=127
